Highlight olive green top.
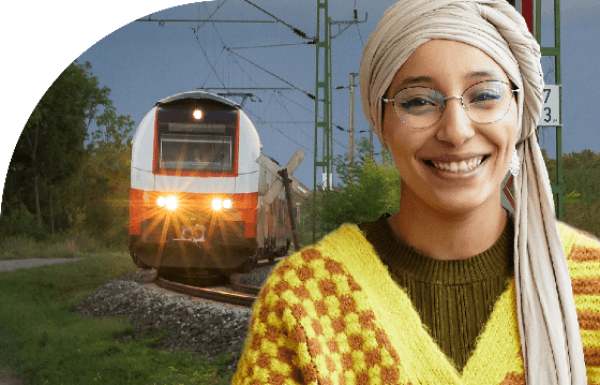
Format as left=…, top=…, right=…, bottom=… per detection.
left=359, top=214, right=514, bottom=371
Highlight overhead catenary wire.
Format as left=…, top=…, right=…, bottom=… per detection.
left=213, top=59, right=351, bottom=153
left=274, top=91, right=353, bottom=149
left=245, top=109, right=313, bottom=154
left=195, top=0, right=231, bottom=31
left=227, top=42, right=312, bottom=50
left=245, top=90, right=313, bottom=153
left=138, top=0, right=233, bottom=31
left=229, top=58, right=261, bottom=90
left=199, top=3, right=263, bottom=92
left=356, top=22, right=365, bottom=47
left=193, top=5, right=315, bottom=137
left=193, top=31, right=227, bottom=89
left=353, top=0, right=365, bottom=47
left=224, top=47, right=315, bottom=100
left=240, top=0, right=313, bottom=40
left=258, top=91, right=276, bottom=121
left=197, top=2, right=316, bottom=100
left=274, top=93, right=313, bottom=143
left=151, top=2, right=352, bottom=156
left=352, top=2, right=365, bottom=46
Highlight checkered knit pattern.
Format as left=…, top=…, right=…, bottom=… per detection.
left=233, top=223, right=600, bottom=385
left=559, top=222, right=600, bottom=384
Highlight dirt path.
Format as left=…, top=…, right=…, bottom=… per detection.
left=0, top=365, right=23, bottom=385
left=0, top=258, right=82, bottom=273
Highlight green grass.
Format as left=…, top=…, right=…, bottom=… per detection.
left=0, top=250, right=234, bottom=385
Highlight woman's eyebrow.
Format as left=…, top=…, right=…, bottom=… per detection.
left=465, top=70, right=503, bottom=80
left=399, top=71, right=502, bottom=86
left=389, top=71, right=505, bottom=95
left=388, top=76, right=435, bottom=95
left=396, top=76, right=435, bottom=88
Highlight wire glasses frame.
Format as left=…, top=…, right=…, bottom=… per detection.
left=382, top=80, right=521, bottom=129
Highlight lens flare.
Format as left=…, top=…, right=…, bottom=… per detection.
left=166, top=196, right=178, bottom=210
left=212, top=198, right=222, bottom=211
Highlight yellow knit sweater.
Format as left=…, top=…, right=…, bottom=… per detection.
left=233, top=222, right=600, bottom=385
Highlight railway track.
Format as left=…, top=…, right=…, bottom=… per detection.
left=155, top=277, right=258, bottom=307
left=154, top=256, right=286, bottom=308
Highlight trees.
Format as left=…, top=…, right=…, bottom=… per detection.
left=5, top=63, right=98, bottom=229
left=542, top=148, right=600, bottom=237
left=1, top=61, right=133, bottom=244
left=80, top=104, right=134, bottom=245
left=312, top=138, right=402, bottom=233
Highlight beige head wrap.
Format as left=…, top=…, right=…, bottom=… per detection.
left=359, top=0, right=586, bottom=383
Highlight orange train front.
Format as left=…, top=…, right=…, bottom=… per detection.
left=128, top=91, right=289, bottom=276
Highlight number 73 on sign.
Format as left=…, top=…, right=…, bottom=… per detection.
left=538, top=84, right=561, bottom=126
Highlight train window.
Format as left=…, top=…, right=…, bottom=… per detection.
left=160, top=134, right=233, bottom=173
left=166, top=122, right=227, bottom=134
left=155, top=100, right=238, bottom=174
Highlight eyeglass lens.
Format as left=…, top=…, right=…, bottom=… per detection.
left=392, top=81, right=514, bottom=129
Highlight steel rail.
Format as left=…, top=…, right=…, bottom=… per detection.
left=153, top=256, right=287, bottom=307
left=155, top=277, right=258, bottom=308
left=229, top=274, right=261, bottom=296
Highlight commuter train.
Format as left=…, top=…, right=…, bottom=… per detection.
left=128, top=91, right=291, bottom=278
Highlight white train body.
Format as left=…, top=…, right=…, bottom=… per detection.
left=128, top=91, right=289, bottom=272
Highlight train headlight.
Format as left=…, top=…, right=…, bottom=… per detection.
left=223, top=199, right=232, bottom=209
left=157, top=196, right=166, bottom=207
left=212, top=198, right=222, bottom=211
left=193, top=109, right=203, bottom=120
left=166, top=196, right=178, bottom=210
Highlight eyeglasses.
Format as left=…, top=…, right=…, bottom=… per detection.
left=382, top=80, right=520, bottom=129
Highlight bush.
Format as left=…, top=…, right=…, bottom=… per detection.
left=311, top=139, right=402, bottom=235
left=565, top=200, right=600, bottom=239
left=0, top=203, right=47, bottom=241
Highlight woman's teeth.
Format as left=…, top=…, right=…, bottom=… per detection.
left=430, top=156, right=484, bottom=173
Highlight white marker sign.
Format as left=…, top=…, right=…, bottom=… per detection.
left=538, top=84, right=561, bottom=126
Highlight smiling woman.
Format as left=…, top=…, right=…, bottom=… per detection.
left=382, top=40, right=519, bottom=259
left=232, top=1, right=600, bottom=384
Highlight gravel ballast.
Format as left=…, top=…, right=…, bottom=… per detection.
left=74, top=265, right=276, bottom=371
left=237, top=265, right=275, bottom=287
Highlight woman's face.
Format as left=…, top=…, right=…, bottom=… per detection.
left=383, top=39, right=518, bottom=215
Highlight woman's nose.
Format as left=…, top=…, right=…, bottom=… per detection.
left=435, top=98, right=475, bottom=147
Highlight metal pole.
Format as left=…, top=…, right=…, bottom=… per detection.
left=328, top=18, right=333, bottom=190
left=369, top=128, right=374, bottom=159
left=312, top=1, right=367, bottom=241
left=278, top=169, right=301, bottom=252
left=313, top=0, right=332, bottom=240
left=535, top=0, right=563, bottom=220
left=349, top=73, right=356, bottom=170
left=555, top=0, right=564, bottom=220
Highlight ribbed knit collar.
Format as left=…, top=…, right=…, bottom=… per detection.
left=359, top=214, right=514, bottom=285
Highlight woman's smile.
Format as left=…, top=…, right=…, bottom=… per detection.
left=423, top=154, right=490, bottom=174
left=419, top=152, right=492, bottom=185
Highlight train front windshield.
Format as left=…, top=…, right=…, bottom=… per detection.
left=156, top=100, right=237, bottom=174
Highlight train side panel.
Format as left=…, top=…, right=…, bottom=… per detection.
left=131, top=107, right=156, bottom=178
